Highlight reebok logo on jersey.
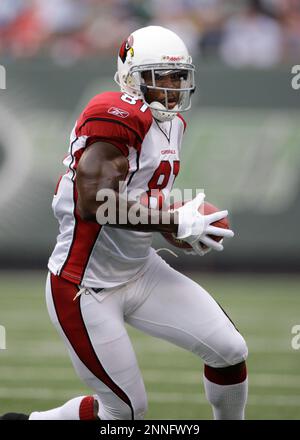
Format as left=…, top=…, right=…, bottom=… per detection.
left=108, top=107, right=130, bottom=118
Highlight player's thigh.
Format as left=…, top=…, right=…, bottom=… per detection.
left=125, top=259, right=248, bottom=367
left=45, top=272, right=147, bottom=420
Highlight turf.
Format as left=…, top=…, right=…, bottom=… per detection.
left=0, top=271, right=299, bottom=419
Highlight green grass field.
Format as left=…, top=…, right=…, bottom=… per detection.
left=1, top=271, right=300, bottom=420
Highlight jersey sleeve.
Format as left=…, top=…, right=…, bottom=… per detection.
left=75, top=92, right=153, bottom=156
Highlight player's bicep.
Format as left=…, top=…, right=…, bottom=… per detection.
left=76, top=141, right=128, bottom=220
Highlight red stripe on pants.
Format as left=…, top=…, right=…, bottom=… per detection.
left=50, top=273, right=134, bottom=418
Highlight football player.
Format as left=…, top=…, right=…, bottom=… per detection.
left=1, top=26, right=248, bottom=420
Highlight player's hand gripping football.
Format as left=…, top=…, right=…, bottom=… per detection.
left=174, top=193, right=234, bottom=256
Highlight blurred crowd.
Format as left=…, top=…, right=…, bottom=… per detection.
left=0, top=0, right=299, bottom=67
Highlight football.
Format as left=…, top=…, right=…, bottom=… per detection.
left=161, top=201, right=230, bottom=249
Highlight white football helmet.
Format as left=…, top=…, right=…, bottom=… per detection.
left=114, top=26, right=195, bottom=122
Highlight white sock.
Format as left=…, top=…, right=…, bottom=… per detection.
left=29, top=395, right=96, bottom=420
left=203, top=376, right=248, bottom=420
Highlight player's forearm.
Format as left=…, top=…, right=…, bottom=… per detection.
left=75, top=142, right=179, bottom=232
left=77, top=190, right=178, bottom=234
left=112, top=193, right=179, bottom=233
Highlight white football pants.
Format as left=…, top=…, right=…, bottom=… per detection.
left=46, top=251, right=248, bottom=420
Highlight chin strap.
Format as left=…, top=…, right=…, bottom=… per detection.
left=150, top=101, right=178, bottom=122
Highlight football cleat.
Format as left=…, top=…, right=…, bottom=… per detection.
left=0, top=412, right=29, bottom=420
left=79, top=395, right=99, bottom=420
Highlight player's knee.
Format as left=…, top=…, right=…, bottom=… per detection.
left=203, top=325, right=248, bottom=368
left=223, top=332, right=248, bottom=366
left=204, top=329, right=248, bottom=368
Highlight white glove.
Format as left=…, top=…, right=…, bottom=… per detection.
left=174, top=193, right=234, bottom=255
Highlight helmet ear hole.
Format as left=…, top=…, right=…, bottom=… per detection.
left=140, top=84, right=148, bottom=95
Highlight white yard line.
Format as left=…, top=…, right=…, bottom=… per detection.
left=2, top=337, right=296, bottom=357
left=1, top=367, right=300, bottom=388
left=0, top=387, right=299, bottom=407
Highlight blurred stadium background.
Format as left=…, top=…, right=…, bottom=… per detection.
left=0, top=0, right=300, bottom=420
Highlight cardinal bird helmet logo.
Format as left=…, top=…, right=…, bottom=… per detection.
left=119, top=35, right=134, bottom=63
